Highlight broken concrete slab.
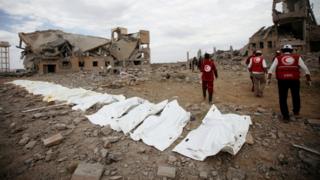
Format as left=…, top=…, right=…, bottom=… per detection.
left=43, top=133, right=63, bottom=147
left=71, top=162, right=104, bottom=180
left=157, top=166, right=176, bottom=178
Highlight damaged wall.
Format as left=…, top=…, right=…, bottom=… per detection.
left=18, top=27, right=150, bottom=74
left=248, top=0, right=320, bottom=59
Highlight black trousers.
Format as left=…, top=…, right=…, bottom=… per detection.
left=277, top=80, right=300, bottom=118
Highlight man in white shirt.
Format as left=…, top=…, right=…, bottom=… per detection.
left=267, top=44, right=311, bottom=123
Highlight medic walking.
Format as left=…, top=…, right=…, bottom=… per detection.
left=246, top=50, right=256, bottom=92
left=247, top=50, right=268, bottom=97
left=200, top=53, right=218, bottom=103
left=267, top=44, right=311, bottom=123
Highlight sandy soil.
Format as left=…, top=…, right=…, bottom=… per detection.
left=0, top=64, right=319, bottom=180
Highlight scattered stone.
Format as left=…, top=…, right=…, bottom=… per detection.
left=269, top=132, right=277, bottom=139
left=137, top=147, right=146, bottom=153
left=66, top=162, right=79, bottom=174
left=199, top=171, right=208, bottom=179
left=257, top=107, right=266, bottom=113
left=100, top=149, right=109, bottom=158
left=55, top=123, right=67, bottom=130
left=25, top=140, right=36, bottom=149
left=33, top=153, right=45, bottom=161
left=168, top=155, right=178, bottom=163
left=307, top=119, right=320, bottom=127
left=109, top=176, right=122, bottom=180
left=105, top=153, right=122, bottom=164
left=92, top=129, right=99, bottom=137
left=58, top=156, right=67, bottom=162
left=71, top=162, right=104, bottom=180
left=211, top=171, right=218, bottom=177
left=100, top=126, right=113, bottom=136
left=157, top=166, right=176, bottom=178
left=33, top=112, right=44, bottom=119
left=9, top=122, right=16, bottom=128
left=246, top=132, right=254, bottom=145
left=73, top=117, right=86, bottom=125
left=278, top=153, right=288, bottom=165
left=226, top=167, right=246, bottom=180
left=19, top=137, right=30, bottom=145
left=43, top=133, right=63, bottom=147
left=277, top=131, right=285, bottom=138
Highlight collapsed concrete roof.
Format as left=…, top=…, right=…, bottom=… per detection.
left=18, top=30, right=110, bottom=53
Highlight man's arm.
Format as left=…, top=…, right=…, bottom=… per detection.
left=247, top=58, right=253, bottom=70
left=267, top=58, right=278, bottom=84
left=298, top=57, right=311, bottom=85
left=262, top=59, right=268, bottom=73
left=212, top=61, right=218, bottom=79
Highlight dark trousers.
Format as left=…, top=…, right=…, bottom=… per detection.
left=277, top=80, right=300, bottom=118
left=202, top=80, right=213, bottom=102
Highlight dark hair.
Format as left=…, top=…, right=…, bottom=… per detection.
left=281, top=48, right=293, bottom=53
left=204, top=53, right=210, bottom=59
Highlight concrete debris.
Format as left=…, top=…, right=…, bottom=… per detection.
left=71, top=162, right=104, bottom=180
left=43, top=133, right=64, bottom=147
left=157, top=166, right=176, bottom=178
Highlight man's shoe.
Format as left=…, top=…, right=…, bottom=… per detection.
left=283, top=116, right=290, bottom=123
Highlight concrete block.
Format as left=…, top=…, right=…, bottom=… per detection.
left=43, top=133, right=63, bottom=147
left=157, top=166, right=176, bottom=178
left=71, top=162, right=104, bottom=180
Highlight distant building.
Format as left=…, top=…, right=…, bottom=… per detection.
left=18, top=27, right=150, bottom=74
left=248, top=0, right=320, bottom=59
left=0, top=41, right=10, bottom=72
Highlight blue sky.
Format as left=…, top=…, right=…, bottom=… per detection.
left=0, top=0, right=319, bottom=69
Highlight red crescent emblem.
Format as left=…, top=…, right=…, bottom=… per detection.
left=204, top=65, right=211, bottom=72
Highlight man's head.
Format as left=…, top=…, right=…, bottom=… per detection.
left=255, top=50, right=262, bottom=56
left=204, top=53, right=210, bottom=59
left=281, top=44, right=293, bottom=53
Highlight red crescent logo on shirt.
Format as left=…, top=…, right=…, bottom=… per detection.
left=204, top=65, right=211, bottom=72
left=281, top=56, right=295, bottom=65
left=253, top=57, right=261, bottom=63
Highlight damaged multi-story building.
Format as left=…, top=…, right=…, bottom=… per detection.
left=18, top=27, right=150, bottom=74
left=248, top=0, right=320, bottom=59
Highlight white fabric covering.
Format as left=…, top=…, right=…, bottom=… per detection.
left=10, top=80, right=124, bottom=111
left=86, top=97, right=145, bottom=130
left=118, top=100, right=168, bottom=134
left=130, top=100, right=191, bottom=151
left=173, top=104, right=252, bottom=161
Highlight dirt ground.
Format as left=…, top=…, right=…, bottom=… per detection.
left=0, top=62, right=319, bottom=180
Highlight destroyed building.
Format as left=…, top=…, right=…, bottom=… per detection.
left=248, top=0, right=320, bottom=59
left=18, top=27, right=150, bottom=74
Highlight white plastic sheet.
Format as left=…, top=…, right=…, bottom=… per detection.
left=130, top=100, right=191, bottom=151
left=173, top=104, right=252, bottom=161
left=117, top=100, right=168, bottom=134
left=86, top=97, right=145, bottom=130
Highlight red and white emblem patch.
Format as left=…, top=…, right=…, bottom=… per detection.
left=281, top=56, right=295, bottom=65
left=253, top=57, right=261, bottom=63
left=204, top=65, right=211, bottom=72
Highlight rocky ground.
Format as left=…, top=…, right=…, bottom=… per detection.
left=0, top=55, right=319, bottom=180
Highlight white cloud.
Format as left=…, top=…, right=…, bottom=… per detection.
left=0, top=0, right=318, bottom=68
